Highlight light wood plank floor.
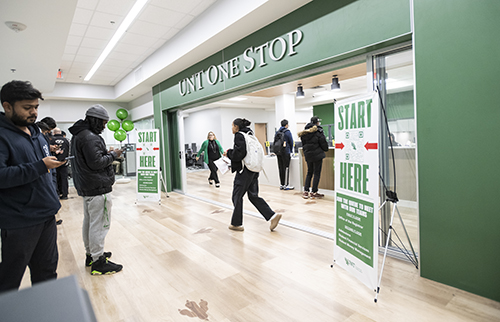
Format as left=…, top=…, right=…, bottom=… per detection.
left=19, top=174, right=499, bottom=322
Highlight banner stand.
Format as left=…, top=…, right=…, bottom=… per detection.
left=158, top=166, right=169, bottom=204
left=374, top=191, right=418, bottom=303
left=135, top=129, right=162, bottom=205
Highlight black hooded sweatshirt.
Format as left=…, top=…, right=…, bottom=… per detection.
left=69, top=119, right=117, bottom=196
left=0, top=112, right=60, bottom=229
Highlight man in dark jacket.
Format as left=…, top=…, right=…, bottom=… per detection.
left=274, top=119, right=295, bottom=190
left=298, top=116, right=329, bottom=199
left=0, top=80, right=65, bottom=292
left=69, top=104, right=124, bottom=275
left=52, top=127, right=70, bottom=200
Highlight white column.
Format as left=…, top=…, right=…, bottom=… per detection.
left=275, top=94, right=297, bottom=140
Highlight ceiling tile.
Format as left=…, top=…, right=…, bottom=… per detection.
left=70, top=61, right=94, bottom=70
left=85, top=26, right=115, bottom=40
left=77, top=47, right=102, bottom=57
left=150, top=0, right=203, bottom=14
left=77, top=0, right=98, bottom=11
left=74, top=54, right=98, bottom=63
left=139, top=6, right=185, bottom=27
left=72, top=7, right=94, bottom=25
left=95, top=0, right=135, bottom=15
left=66, top=35, right=83, bottom=47
left=69, top=23, right=88, bottom=37
left=107, top=51, right=138, bottom=62
left=175, top=15, right=195, bottom=30
left=64, top=45, right=79, bottom=55
left=90, top=12, right=123, bottom=29
left=120, top=32, right=159, bottom=48
left=102, top=58, right=133, bottom=68
left=80, top=37, right=107, bottom=50
left=160, top=28, right=180, bottom=41
left=128, top=20, right=174, bottom=39
left=113, top=42, right=148, bottom=56
left=190, top=0, right=216, bottom=16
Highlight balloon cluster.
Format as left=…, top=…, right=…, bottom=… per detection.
left=107, top=109, right=134, bottom=142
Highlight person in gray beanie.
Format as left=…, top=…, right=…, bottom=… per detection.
left=68, top=104, right=124, bottom=275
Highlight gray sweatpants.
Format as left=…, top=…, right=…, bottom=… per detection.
left=82, top=194, right=112, bottom=262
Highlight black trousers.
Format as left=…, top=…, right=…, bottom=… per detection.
left=276, top=153, right=291, bottom=186
left=208, top=159, right=220, bottom=184
left=231, top=167, right=274, bottom=226
left=304, top=159, right=323, bottom=193
left=57, top=165, right=69, bottom=198
left=0, top=217, right=58, bottom=293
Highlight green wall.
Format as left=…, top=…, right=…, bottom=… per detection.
left=387, top=90, right=414, bottom=120
left=313, top=103, right=335, bottom=125
left=153, top=0, right=411, bottom=110
left=414, top=0, right=500, bottom=301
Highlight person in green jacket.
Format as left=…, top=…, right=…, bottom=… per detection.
left=196, top=131, right=224, bottom=187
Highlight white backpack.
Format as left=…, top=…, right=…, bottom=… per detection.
left=240, top=131, right=264, bottom=173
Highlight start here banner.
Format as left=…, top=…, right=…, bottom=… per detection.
left=136, top=129, right=161, bottom=202
left=334, top=92, right=379, bottom=291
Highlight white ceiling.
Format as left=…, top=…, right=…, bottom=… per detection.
left=1, top=0, right=313, bottom=103
left=59, top=0, right=217, bottom=86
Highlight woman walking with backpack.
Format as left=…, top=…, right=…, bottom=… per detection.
left=223, top=118, right=282, bottom=232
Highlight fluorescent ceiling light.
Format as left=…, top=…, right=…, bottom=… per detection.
left=229, top=97, right=247, bottom=101
left=84, top=0, right=149, bottom=81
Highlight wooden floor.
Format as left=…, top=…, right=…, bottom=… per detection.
left=19, top=171, right=500, bottom=322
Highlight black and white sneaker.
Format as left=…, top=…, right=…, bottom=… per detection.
left=90, top=255, right=123, bottom=275
left=86, top=252, right=112, bottom=267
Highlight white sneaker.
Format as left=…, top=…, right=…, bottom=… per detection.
left=284, top=185, right=294, bottom=190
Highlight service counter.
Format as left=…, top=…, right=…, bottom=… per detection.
left=260, top=147, right=335, bottom=195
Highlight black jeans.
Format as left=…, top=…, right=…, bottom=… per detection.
left=276, top=153, right=291, bottom=186
left=304, top=159, right=323, bottom=193
left=57, top=165, right=69, bottom=198
left=231, top=167, right=274, bottom=226
left=0, top=217, right=58, bottom=293
left=208, top=159, right=220, bottom=184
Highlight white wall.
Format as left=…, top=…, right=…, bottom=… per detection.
left=39, top=99, right=131, bottom=146
left=183, top=108, right=222, bottom=152
left=129, top=92, right=154, bottom=122
left=181, top=107, right=311, bottom=153
left=219, top=107, right=275, bottom=149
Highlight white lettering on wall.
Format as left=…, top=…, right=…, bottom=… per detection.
left=177, top=29, right=304, bottom=96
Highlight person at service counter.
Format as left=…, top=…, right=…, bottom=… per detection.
left=0, top=80, right=65, bottom=292
left=274, top=119, right=294, bottom=190
left=69, top=104, right=123, bottom=276
left=223, top=118, right=282, bottom=232
left=298, top=116, right=329, bottom=199
left=196, top=131, right=224, bottom=187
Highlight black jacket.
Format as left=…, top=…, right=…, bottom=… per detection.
left=69, top=120, right=117, bottom=196
left=227, top=127, right=252, bottom=173
left=0, top=112, right=61, bottom=229
left=298, top=123, right=329, bottom=162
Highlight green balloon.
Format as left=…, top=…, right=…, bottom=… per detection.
left=116, top=108, right=128, bottom=120
left=114, top=129, right=127, bottom=142
left=122, top=120, right=134, bottom=132
left=107, top=119, right=120, bottom=131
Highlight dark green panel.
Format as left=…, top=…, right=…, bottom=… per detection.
left=155, top=0, right=411, bottom=110
left=313, top=103, right=335, bottom=125
left=414, top=0, right=500, bottom=301
left=167, top=111, right=181, bottom=190
left=386, top=90, right=414, bottom=120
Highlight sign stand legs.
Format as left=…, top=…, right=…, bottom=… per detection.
left=374, top=193, right=418, bottom=303
left=159, top=169, right=169, bottom=205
